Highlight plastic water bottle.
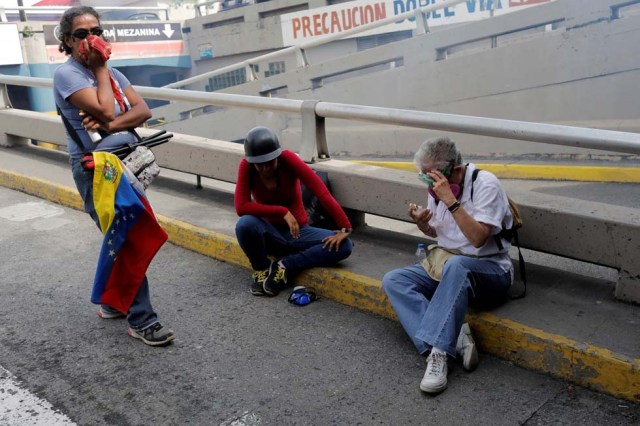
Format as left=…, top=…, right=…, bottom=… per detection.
left=87, top=129, right=102, bottom=143
left=79, top=110, right=102, bottom=143
left=415, top=243, right=426, bottom=263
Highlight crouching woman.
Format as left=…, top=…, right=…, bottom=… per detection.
left=234, top=127, right=353, bottom=296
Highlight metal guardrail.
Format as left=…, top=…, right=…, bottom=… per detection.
left=195, top=0, right=224, bottom=16
left=1, top=75, right=640, bottom=162
left=165, top=0, right=470, bottom=89
left=195, top=0, right=252, bottom=17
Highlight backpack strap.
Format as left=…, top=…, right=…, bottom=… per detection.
left=471, top=168, right=504, bottom=248
left=511, top=228, right=527, bottom=299
left=470, top=167, right=526, bottom=299
left=470, top=167, right=480, bottom=200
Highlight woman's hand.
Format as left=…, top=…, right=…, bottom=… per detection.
left=284, top=211, right=300, bottom=238
left=80, top=110, right=107, bottom=133
left=322, top=230, right=350, bottom=252
left=82, top=39, right=107, bottom=70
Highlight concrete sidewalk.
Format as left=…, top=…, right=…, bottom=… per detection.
left=1, top=144, right=639, bottom=404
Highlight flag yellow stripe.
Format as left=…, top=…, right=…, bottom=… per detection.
left=92, top=152, right=124, bottom=235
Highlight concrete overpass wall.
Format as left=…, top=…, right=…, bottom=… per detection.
left=181, top=0, right=345, bottom=93
left=154, top=0, right=640, bottom=160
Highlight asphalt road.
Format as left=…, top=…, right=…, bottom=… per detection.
left=1, top=186, right=639, bottom=426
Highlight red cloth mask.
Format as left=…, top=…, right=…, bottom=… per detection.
left=78, top=35, right=126, bottom=113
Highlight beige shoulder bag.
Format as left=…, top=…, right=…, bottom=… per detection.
left=420, top=244, right=460, bottom=282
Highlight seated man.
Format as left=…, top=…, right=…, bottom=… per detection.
left=382, top=136, right=514, bottom=394
left=234, top=126, right=353, bottom=296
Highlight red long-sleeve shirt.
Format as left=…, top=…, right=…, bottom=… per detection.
left=234, top=150, right=351, bottom=229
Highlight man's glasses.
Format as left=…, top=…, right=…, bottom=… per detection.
left=69, top=27, right=104, bottom=39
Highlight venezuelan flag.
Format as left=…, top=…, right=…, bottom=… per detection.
left=91, top=152, right=168, bottom=313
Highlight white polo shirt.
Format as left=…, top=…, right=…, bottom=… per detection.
left=426, top=163, right=514, bottom=277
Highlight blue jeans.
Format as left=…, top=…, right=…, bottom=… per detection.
left=382, top=256, right=511, bottom=357
left=235, top=215, right=353, bottom=272
left=71, top=158, right=158, bottom=330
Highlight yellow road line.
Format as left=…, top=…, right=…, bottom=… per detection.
left=352, top=161, right=640, bottom=183
left=2, top=168, right=639, bottom=403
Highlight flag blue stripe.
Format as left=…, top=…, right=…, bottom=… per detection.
left=91, top=175, right=146, bottom=305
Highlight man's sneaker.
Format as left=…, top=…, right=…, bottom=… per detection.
left=456, top=322, right=479, bottom=372
left=98, top=305, right=126, bottom=319
left=250, top=268, right=269, bottom=296
left=127, top=322, right=175, bottom=346
left=420, top=351, right=448, bottom=394
left=263, top=262, right=288, bottom=297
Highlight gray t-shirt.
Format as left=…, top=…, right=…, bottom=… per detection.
left=53, top=57, right=138, bottom=159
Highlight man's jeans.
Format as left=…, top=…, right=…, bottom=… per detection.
left=235, top=215, right=353, bottom=272
left=71, top=158, right=158, bottom=330
left=382, top=255, right=511, bottom=357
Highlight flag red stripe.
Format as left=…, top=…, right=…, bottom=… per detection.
left=100, top=201, right=168, bottom=312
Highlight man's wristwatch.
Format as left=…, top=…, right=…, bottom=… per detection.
left=340, top=227, right=352, bottom=234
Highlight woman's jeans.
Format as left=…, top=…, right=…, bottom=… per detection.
left=235, top=215, right=353, bottom=272
left=382, top=256, right=511, bottom=357
left=71, top=158, right=158, bottom=330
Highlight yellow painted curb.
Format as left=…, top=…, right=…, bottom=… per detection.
left=0, top=169, right=83, bottom=210
left=158, top=215, right=251, bottom=270
left=469, top=312, right=640, bottom=403
left=1, top=167, right=639, bottom=403
left=352, top=161, right=640, bottom=183
left=297, top=268, right=396, bottom=320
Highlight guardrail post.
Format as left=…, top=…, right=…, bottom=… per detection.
left=414, top=9, right=430, bottom=35
left=295, top=47, right=309, bottom=68
left=246, top=64, right=257, bottom=82
left=300, top=100, right=328, bottom=163
left=0, top=83, right=27, bottom=147
left=0, top=83, right=10, bottom=109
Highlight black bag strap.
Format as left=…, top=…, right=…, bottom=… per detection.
left=471, top=168, right=526, bottom=299
left=57, top=105, right=172, bottom=160
left=109, top=130, right=173, bottom=160
left=57, top=105, right=89, bottom=155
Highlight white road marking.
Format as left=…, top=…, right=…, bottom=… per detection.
left=221, top=411, right=262, bottom=426
left=0, top=366, right=76, bottom=426
left=30, top=217, right=73, bottom=231
left=0, top=202, right=64, bottom=222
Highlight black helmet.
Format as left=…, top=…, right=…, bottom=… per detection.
left=244, top=126, right=282, bottom=163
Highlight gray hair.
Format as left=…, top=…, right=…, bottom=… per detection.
left=413, top=136, right=462, bottom=171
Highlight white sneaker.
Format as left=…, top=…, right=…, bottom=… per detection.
left=420, top=351, right=448, bottom=394
left=456, top=323, right=479, bottom=372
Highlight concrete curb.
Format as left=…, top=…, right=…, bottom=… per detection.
left=1, top=168, right=639, bottom=403
left=353, top=161, right=640, bottom=183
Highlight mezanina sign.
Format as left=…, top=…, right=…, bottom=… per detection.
left=44, top=22, right=182, bottom=45
left=43, top=22, right=184, bottom=64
